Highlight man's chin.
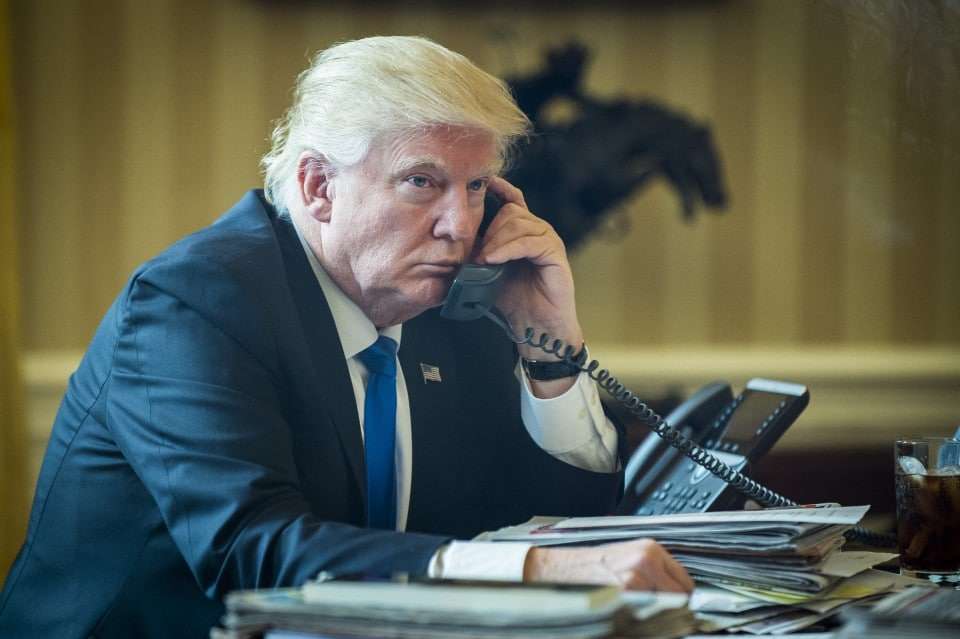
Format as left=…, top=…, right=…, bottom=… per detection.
left=421, top=279, right=457, bottom=312
left=423, top=287, right=450, bottom=310
left=380, top=280, right=450, bottom=323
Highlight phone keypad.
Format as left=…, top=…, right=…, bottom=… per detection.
left=645, top=484, right=716, bottom=514
left=636, top=453, right=748, bottom=516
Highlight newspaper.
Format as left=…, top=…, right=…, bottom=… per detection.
left=484, top=505, right=911, bottom=636
left=483, top=506, right=867, bottom=559
left=836, top=584, right=960, bottom=638
left=689, top=571, right=906, bottom=636
left=553, top=505, right=870, bottom=529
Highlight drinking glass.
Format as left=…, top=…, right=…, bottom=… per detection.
left=894, top=437, right=960, bottom=587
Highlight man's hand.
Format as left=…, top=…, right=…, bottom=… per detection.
left=523, top=539, right=695, bottom=593
left=478, top=177, right=583, bottom=398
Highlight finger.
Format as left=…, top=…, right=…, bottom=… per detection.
left=481, top=217, right=550, bottom=258
left=661, top=554, right=695, bottom=593
left=620, top=564, right=685, bottom=593
left=483, top=209, right=544, bottom=239
left=482, top=215, right=562, bottom=265
left=639, top=540, right=694, bottom=593
left=653, top=572, right=691, bottom=593
left=615, top=539, right=693, bottom=593
left=487, top=176, right=527, bottom=208
left=482, top=202, right=544, bottom=246
left=482, top=233, right=556, bottom=267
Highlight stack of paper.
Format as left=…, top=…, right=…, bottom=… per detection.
left=835, top=586, right=960, bottom=638
left=212, top=579, right=625, bottom=639
left=211, top=578, right=706, bottom=639
left=484, top=506, right=870, bottom=591
left=483, top=505, right=919, bottom=635
left=687, top=571, right=913, bottom=635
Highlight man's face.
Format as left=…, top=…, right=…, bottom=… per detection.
left=318, top=126, right=498, bottom=326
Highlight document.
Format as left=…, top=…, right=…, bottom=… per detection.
left=553, top=505, right=870, bottom=529
left=483, top=505, right=913, bottom=636
left=484, top=506, right=864, bottom=559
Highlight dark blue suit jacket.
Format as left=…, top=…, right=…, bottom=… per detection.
left=0, top=191, right=622, bottom=638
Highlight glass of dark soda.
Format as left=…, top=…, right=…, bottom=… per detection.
left=895, top=437, right=960, bottom=587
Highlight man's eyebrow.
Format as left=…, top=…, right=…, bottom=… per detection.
left=390, top=156, right=497, bottom=179
left=390, top=157, right=446, bottom=176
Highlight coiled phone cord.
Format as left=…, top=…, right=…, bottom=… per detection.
left=482, top=308, right=896, bottom=547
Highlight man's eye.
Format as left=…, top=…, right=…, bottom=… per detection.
left=468, top=179, right=488, bottom=192
left=407, top=175, right=432, bottom=188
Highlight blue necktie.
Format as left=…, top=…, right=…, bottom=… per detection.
left=357, top=335, right=398, bottom=529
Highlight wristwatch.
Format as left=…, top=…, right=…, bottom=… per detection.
left=521, top=343, right=586, bottom=381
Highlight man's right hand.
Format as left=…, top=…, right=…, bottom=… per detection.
left=523, top=538, right=694, bottom=593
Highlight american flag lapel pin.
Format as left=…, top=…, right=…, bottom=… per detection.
left=419, top=362, right=442, bottom=383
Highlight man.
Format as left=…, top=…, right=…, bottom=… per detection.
left=0, top=36, right=691, bottom=638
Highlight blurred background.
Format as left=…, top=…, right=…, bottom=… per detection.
left=2, top=0, right=959, bottom=575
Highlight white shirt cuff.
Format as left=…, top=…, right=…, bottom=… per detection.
left=427, top=541, right=532, bottom=581
left=517, top=362, right=619, bottom=472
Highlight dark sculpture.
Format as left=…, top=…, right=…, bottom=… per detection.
left=493, top=43, right=728, bottom=250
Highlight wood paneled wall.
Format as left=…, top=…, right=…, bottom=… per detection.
left=11, top=0, right=959, bottom=350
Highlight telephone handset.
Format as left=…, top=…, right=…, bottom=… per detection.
left=439, top=264, right=507, bottom=321
left=438, top=190, right=510, bottom=322
left=438, top=263, right=894, bottom=546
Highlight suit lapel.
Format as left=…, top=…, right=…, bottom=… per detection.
left=274, top=214, right=367, bottom=499
left=399, top=312, right=462, bottom=530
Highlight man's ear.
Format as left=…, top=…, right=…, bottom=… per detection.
left=297, top=152, right=335, bottom=222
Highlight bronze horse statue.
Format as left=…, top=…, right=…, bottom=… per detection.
left=493, top=42, right=728, bottom=250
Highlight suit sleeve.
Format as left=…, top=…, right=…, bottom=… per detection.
left=107, top=274, right=448, bottom=598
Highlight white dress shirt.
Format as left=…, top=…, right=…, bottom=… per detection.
left=290, top=215, right=619, bottom=580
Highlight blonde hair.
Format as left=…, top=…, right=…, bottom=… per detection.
left=261, top=36, right=530, bottom=213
